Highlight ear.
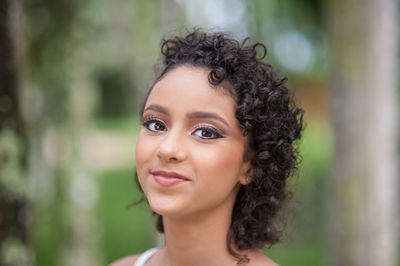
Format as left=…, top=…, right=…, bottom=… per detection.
left=239, top=160, right=251, bottom=185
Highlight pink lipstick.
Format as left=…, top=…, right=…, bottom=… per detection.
left=151, top=170, right=189, bottom=187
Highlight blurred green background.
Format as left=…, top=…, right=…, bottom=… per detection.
left=0, top=0, right=398, bottom=266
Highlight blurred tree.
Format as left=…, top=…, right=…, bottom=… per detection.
left=96, top=67, right=136, bottom=118
left=26, top=0, right=102, bottom=265
left=326, top=0, right=399, bottom=265
left=0, top=0, right=32, bottom=264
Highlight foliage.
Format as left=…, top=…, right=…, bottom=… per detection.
left=0, top=130, right=26, bottom=196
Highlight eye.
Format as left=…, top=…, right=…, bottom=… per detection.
left=192, top=126, right=223, bottom=139
left=143, top=119, right=167, bottom=132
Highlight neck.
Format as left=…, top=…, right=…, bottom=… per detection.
left=160, top=202, right=240, bottom=266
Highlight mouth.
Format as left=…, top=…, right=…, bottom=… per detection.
left=151, top=170, right=190, bottom=187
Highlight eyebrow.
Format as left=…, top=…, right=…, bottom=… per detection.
left=143, top=104, right=230, bottom=128
left=144, top=104, right=169, bottom=115
left=186, top=111, right=230, bottom=128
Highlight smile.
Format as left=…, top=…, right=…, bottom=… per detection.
left=151, top=170, right=190, bottom=187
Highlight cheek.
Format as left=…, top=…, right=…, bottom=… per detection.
left=135, top=131, right=153, bottom=180
left=189, top=142, right=245, bottom=209
left=135, top=131, right=161, bottom=202
left=198, top=142, right=245, bottom=182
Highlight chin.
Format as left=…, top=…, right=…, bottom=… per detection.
left=147, top=196, right=187, bottom=217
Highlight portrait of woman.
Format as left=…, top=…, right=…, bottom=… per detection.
left=111, top=29, right=304, bottom=266
left=1, top=1, right=396, bottom=265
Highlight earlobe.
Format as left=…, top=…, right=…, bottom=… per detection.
left=239, top=175, right=252, bottom=185
left=239, top=161, right=252, bottom=185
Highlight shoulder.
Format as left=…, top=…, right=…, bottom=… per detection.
left=247, top=250, right=279, bottom=266
left=109, top=254, right=140, bottom=266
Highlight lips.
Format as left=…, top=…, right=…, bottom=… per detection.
left=151, top=170, right=190, bottom=187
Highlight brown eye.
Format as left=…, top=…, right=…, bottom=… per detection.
left=192, top=127, right=223, bottom=140
left=143, top=120, right=167, bottom=132
left=154, top=122, right=165, bottom=131
left=201, top=131, right=212, bottom=138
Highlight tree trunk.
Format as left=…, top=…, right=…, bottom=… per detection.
left=326, top=0, right=399, bottom=265
left=0, top=0, right=32, bottom=265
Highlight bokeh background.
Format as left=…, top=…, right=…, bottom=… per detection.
left=0, top=0, right=399, bottom=265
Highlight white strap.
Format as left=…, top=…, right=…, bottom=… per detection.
left=133, top=248, right=158, bottom=266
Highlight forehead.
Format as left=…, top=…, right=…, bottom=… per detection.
left=146, top=66, right=237, bottom=117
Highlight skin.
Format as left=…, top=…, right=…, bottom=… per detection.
left=111, top=65, right=277, bottom=266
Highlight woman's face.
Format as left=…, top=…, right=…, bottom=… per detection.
left=135, top=65, right=249, bottom=219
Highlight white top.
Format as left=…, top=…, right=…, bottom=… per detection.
left=133, top=248, right=158, bottom=266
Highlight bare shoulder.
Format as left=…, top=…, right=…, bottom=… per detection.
left=109, top=254, right=140, bottom=266
left=248, top=250, right=279, bottom=266
left=255, top=256, right=279, bottom=266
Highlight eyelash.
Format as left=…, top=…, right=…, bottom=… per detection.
left=192, top=125, right=224, bottom=139
left=141, top=117, right=224, bottom=140
left=142, top=118, right=167, bottom=132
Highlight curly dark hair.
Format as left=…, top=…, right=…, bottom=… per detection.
left=138, top=29, right=304, bottom=264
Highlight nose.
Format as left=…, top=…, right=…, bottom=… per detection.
left=157, top=128, right=187, bottom=163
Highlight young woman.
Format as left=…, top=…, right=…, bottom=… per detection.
left=111, top=30, right=303, bottom=266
